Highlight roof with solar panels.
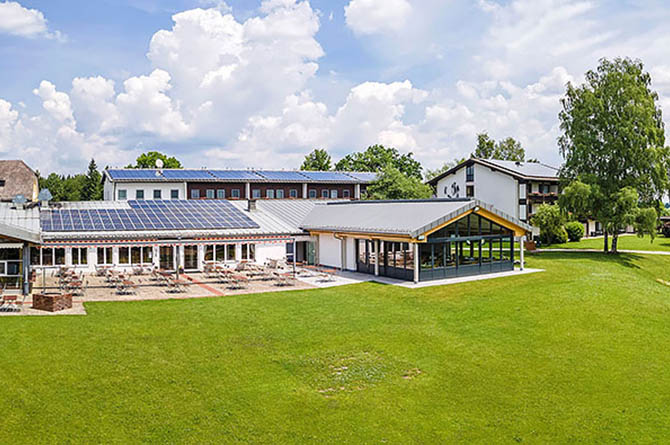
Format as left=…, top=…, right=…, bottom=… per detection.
left=103, top=168, right=378, bottom=184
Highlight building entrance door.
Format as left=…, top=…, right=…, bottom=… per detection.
left=184, top=245, right=198, bottom=270
left=160, top=246, right=174, bottom=270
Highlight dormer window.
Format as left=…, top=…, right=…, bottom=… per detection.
left=0, top=180, right=5, bottom=187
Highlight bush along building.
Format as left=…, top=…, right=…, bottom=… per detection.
left=102, top=168, right=378, bottom=201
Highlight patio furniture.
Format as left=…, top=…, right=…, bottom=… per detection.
left=132, top=266, right=145, bottom=276
left=273, top=272, right=295, bottom=287
left=227, top=275, right=248, bottom=290
left=166, top=278, right=187, bottom=293
left=0, top=290, right=20, bottom=312
left=116, top=279, right=138, bottom=295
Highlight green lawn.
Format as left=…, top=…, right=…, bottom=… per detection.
left=544, top=233, right=670, bottom=251
left=3, top=252, right=670, bottom=443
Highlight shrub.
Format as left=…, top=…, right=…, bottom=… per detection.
left=565, top=221, right=585, bottom=242
left=531, top=204, right=566, bottom=245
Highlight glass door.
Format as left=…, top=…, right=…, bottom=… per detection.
left=159, top=246, right=174, bottom=270
left=306, top=242, right=316, bottom=265
left=184, top=245, right=198, bottom=270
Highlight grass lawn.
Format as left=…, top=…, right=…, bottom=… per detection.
left=544, top=233, right=670, bottom=251
left=3, top=252, right=670, bottom=443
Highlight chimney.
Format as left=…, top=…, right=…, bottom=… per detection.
left=38, top=188, right=53, bottom=208
left=248, top=199, right=257, bottom=212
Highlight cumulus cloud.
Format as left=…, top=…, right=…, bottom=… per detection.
left=344, top=0, right=412, bottom=35
left=0, top=1, right=64, bottom=40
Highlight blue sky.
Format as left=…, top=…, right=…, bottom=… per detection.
left=1, top=0, right=669, bottom=174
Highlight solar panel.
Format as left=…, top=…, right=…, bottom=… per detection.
left=40, top=200, right=259, bottom=232
left=345, top=172, right=378, bottom=182
left=255, top=171, right=308, bottom=181
left=107, top=169, right=164, bottom=180
left=161, top=170, right=213, bottom=180
left=299, top=171, right=356, bottom=182
left=208, top=170, right=265, bottom=180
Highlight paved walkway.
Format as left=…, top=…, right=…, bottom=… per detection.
left=537, top=248, right=670, bottom=256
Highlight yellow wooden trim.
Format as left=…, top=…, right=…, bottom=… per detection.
left=475, top=208, right=528, bottom=237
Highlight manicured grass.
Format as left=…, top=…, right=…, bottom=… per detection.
left=544, top=233, right=670, bottom=251
left=2, top=252, right=670, bottom=442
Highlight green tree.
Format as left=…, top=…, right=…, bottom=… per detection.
left=634, top=207, right=659, bottom=243
left=424, top=158, right=466, bottom=181
left=300, top=149, right=332, bottom=171
left=366, top=166, right=433, bottom=200
left=473, top=132, right=525, bottom=161
left=127, top=151, right=182, bottom=169
left=83, top=159, right=103, bottom=201
left=41, top=173, right=64, bottom=201
left=558, top=57, right=670, bottom=253
left=494, top=137, right=525, bottom=162
left=558, top=180, right=592, bottom=221
left=335, top=145, right=423, bottom=180
left=473, top=132, right=496, bottom=159
left=61, top=175, right=87, bottom=201
left=531, top=204, right=567, bottom=245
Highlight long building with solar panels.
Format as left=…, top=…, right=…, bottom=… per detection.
left=102, top=168, right=378, bottom=201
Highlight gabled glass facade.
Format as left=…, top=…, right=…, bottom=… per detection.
left=419, top=213, right=514, bottom=280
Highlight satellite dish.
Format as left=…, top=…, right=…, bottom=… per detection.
left=156, top=159, right=164, bottom=169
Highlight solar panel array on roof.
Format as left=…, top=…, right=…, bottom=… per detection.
left=107, top=169, right=163, bottom=180
left=208, top=170, right=265, bottom=180
left=256, top=171, right=307, bottom=181
left=40, top=200, right=259, bottom=232
left=161, top=170, right=213, bottom=180
left=299, top=171, right=356, bottom=182
left=345, top=172, right=378, bottom=182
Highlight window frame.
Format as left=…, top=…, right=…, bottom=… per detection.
left=308, top=189, right=317, bottom=199
left=170, top=189, right=179, bottom=200
left=118, top=189, right=127, bottom=200
left=231, top=189, right=241, bottom=199
left=153, top=189, right=162, bottom=200
left=289, top=189, right=298, bottom=198
left=216, top=189, right=225, bottom=199
left=135, top=189, right=144, bottom=200
left=191, top=189, right=200, bottom=199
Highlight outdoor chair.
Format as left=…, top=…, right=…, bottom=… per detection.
left=228, top=275, right=248, bottom=290
left=0, top=293, right=20, bottom=312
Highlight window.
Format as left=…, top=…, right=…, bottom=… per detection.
left=231, top=189, right=241, bottom=199
left=241, top=243, right=255, bottom=261
left=330, top=190, right=338, bottom=199
left=135, top=190, right=144, bottom=200
left=43, top=248, right=53, bottom=266
left=118, top=189, right=127, bottom=200
left=130, top=246, right=152, bottom=264
left=252, top=189, right=261, bottom=199
left=321, top=189, right=329, bottom=198
left=97, top=247, right=113, bottom=265
left=343, top=190, right=351, bottom=199
left=266, top=189, right=275, bottom=199
left=171, top=189, right=179, bottom=200
left=153, top=189, right=162, bottom=200
left=289, top=189, right=298, bottom=198
left=119, top=247, right=130, bottom=264
left=32, top=247, right=65, bottom=267
left=55, top=248, right=65, bottom=265
left=191, top=189, right=200, bottom=199
left=540, top=184, right=550, bottom=194
left=205, top=244, right=236, bottom=262
left=204, top=189, right=214, bottom=199
left=217, top=189, right=225, bottom=199
left=72, top=248, right=88, bottom=266
left=0, top=180, right=5, bottom=187
left=227, top=244, right=235, bottom=261
left=308, top=189, right=317, bottom=199
left=466, top=185, right=474, bottom=197
left=276, top=189, right=285, bottom=199
left=466, top=164, right=474, bottom=182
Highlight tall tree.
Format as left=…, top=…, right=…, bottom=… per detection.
left=300, top=149, right=332, bottom=171
left=558, top=57, right=669, bottom=252
left=473, top=132, right=496, bottom=159
left=41, top=173, right=64, bottom=201
left=335, top=145, right=423, bottom=180
left=366, top=166, right=433, bottom=200
left=473, top=132, right=526, bottom=161
left=83, top=159, right=103, bottom=201
left=127, top=151, right=182, bottom=169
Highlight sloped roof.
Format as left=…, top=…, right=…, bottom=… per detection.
left=0, top=203, right=41, bottom=243
left=301, top=199, right=532, bottom=238
left=426, top=158, right=559, bottom=186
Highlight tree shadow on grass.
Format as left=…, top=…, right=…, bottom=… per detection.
left=531, top=250, right=643, bottom=270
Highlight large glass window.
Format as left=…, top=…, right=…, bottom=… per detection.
left=466, top=164, right=474, bottom=182
left=217, top=189, right=225, bottom=199
left=266, top=189, right=275, bottom=199
left=119, top=247, right=130, bottom=264
left=97, top=247, right=113, bottom=265
left=118, top=189, right=127, bottom=200
left=241, top=244, right=255, bottom=261
left=72, top=247, right=88, bottom=265
left=55, top=248, right=65, bottom=265
left=252, top=189, right=261, bottom=199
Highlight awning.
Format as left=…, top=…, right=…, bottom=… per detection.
left=0, top=243, right=24, bottom=249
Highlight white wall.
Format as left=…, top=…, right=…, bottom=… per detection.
left=255, top=243, right=287, bottom=264
left=109, top=182, right=186, bottom=201
left=345, top=237, right=356, bottom=271
left=435, top=163, right=519, bottom=218
left=318, top=233, right=342, bottom=268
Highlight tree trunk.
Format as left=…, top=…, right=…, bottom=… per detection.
left=603, top=229, right=609, bottom=253
left=611, top=233, right=619, bottom=254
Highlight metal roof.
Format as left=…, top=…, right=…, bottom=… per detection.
left=301, top=199, right=532, bottom=238
left=0, top=203, right=41, bottom=243
left=104, top=168, right=377, bottom=184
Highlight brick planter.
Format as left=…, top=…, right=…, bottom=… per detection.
left=32, top=293, right=73, bottom=312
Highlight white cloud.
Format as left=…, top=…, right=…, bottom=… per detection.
left=344, top=0, right=412, bottom=35
left=0, top=1, right=64, bottom=40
